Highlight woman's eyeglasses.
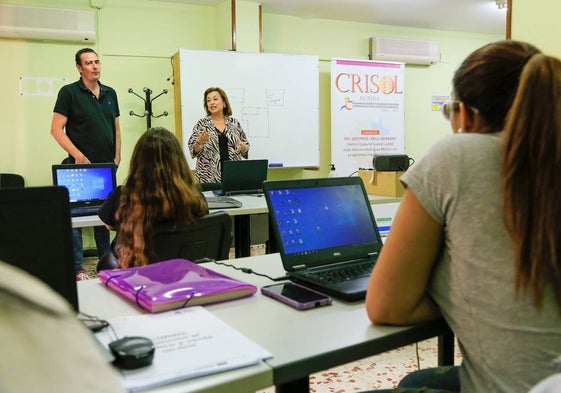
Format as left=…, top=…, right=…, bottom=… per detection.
left=441, top=100, right=461, bottom=121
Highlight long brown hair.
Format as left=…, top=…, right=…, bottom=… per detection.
left=502, top=54, right=561, bottom=313
left=115, top=127, right=208, bottom=267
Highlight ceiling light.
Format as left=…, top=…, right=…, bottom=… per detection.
left=496, top=0, right=507, bottom=9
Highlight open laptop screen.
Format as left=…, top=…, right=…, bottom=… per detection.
left=52, top=163, right=116, bottom=206
left=264, top=177, right=382, bottom=269
left=221, top=159, right=268, bottom=195
left=0, top=186, right=78, bottom=311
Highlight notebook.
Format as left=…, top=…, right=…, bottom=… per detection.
left=215, top=159, right=269, bottom=196
left=98, top=258, right=257, bottom=313
left=263, top=176, right=383, bottom=301
left=52, top=163, right=117, bottom=217
left=0, top=186, right=78, bottom=311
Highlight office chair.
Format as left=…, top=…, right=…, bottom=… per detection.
left=151, top=210, right=232, bottom=263
left=0, top=173, right=25, bottom=189
left=97, top=211, right=232, bottom=272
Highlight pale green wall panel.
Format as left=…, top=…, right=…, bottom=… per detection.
left=511, top=0, right=561, bottom=57
left=235, top=1, right=260, bottom=52
left=215, top=0, right=232, bottom=50
left=98, top=0, right=216, bottom=56
left=262, top=14, right=502, bottom=177
left=0, top=0, right=217, bottom=186
left=1, top=40, right=89, bottom=185
left=1, top=0, right=502, bottom=185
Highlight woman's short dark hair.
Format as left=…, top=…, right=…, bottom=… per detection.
left=203, top=87, right=233, bottom=116
left=75, top=48, right=97, bottom=65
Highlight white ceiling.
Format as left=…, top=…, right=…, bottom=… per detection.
left=157, top=0, right=507, bottom=36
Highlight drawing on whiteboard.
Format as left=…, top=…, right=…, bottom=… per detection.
left=176, top=49, right=320, bottom=167
left=224, top=87, right=274, bottom=139
left=266, top=89, right=284, bottom=106
left=241, top=107, right=269, bottom=138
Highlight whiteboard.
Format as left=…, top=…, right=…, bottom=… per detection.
left=177, top=49, right=320, bottom=168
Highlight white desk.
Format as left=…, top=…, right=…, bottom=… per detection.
left=221, top=194, right=401, bottom=258
left=69, top=195, right=266, bottom=229
left=72, top=215, right=104, bottom=228
left=368, top=194, right=402, bottom=204
left=222, top=193, right=401, bottom=212
left=71, top=194, right=401, bottom=258
left=204, top=254, right=451, bottom=392
left=78, top=253, right=452, bottom=393
left=219, top=193, right=401, bottom=214
left=218, top=194, right=268, bottom=216
left=69, top=196, right=268, bottom=258
left=79, top=280, right=272, bottom=393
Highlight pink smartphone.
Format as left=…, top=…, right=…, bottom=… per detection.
left=261, top=282, right=333, bottom=310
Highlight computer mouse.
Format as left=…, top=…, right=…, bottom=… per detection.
left=108, top=336, right=155, bottom=369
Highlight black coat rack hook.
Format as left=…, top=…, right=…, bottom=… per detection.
left=128, top=87, right=169, bottom=129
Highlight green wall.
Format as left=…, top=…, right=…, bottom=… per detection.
left=1, top=0, right=216, bottom=187
left=261, top=13, right=502, bottom=179
left=511, top=0, right=561, bottom=57
left=0, top=0, right=502, bottom=187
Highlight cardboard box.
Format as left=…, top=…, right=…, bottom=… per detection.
left=358, top=170, right=405, bottom=197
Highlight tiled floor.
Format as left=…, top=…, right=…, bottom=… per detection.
left=256, top=337, right=462, bottom=393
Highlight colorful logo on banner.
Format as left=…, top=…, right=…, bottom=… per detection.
left=340, top=96, right=353, bottom=111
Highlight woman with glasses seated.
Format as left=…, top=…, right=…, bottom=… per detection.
left=363, top=40, right=561, bottom=393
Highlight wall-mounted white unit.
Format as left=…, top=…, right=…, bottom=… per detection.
left=0, top=4, right=96, bottom=44
left=369, top=37, right=440, bottom=65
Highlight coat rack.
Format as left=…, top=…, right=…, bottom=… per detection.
left=128, top=87, right=168, bottom=129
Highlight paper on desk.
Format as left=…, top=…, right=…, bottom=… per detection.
left=95, top=306, right=272, bottom=392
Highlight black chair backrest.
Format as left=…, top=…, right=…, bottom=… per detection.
left=150, top=211, right=232, bottom=263
left=199, top=182, right=222, bottom=192
left=0, top=186, right=78, bottom=310
left=0, top=173, right=25, bottom=189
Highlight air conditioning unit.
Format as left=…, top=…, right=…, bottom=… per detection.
left=369, top=37, right=439, bottom=65
left=0, top=4, right=96, bottom=44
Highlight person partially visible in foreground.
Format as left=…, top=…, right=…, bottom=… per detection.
left=363, top=40, right=561, bottom=393
left=0, top=260, right=126, bottom=393
left=98, top=127, right=208, bottom=269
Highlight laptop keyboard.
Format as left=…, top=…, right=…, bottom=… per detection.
left=206, top=196, right=242, bottom=209
left=302, top=259, right=375, bottom=284
left=71, top=207, right=100, bottom=215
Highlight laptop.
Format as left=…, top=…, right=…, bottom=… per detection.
left=263, top=176, right=383, bottom=301
left=215, top=159, right=269, bottom=196
left=0, top=186, right=78, bottom=311
left=52, top=163, right=117, bottom=217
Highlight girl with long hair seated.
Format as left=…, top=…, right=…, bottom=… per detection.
left=98, top=127, right=208, bottom=269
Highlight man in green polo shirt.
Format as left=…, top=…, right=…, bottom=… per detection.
left=51, top=48, right=121, bottom=281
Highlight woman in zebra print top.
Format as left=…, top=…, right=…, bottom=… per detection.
left=188, top=87, right=250, bottom=184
